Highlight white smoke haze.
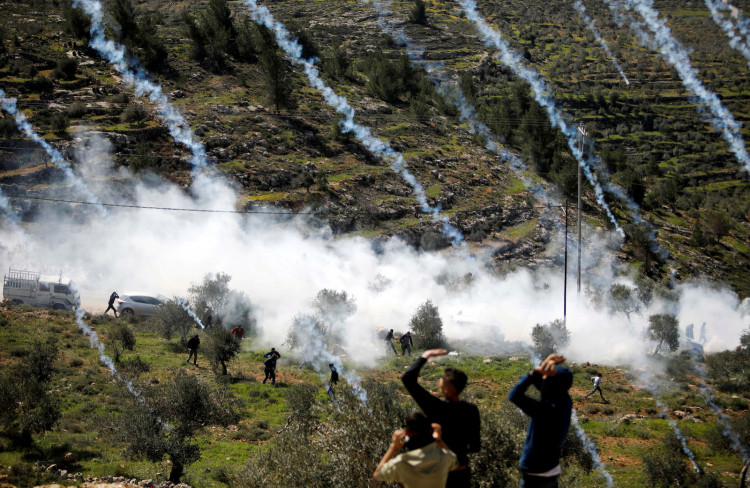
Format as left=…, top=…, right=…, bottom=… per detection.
left=1, top=140, right=748, bottom=372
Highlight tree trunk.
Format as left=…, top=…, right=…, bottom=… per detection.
left=169, top=461, right=183, bottom=483
left=652, top=341, right=663, bottom=356
left=221, top=360, right=227, bottom=375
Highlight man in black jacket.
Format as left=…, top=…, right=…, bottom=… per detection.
left=105, top=291, right=119, bottom=317
left=263, top=348, right=281, bottom=385
left=399, top=331, right=414, bottom=356
left=186, top=334, right=200, bottom=365
left=401, top=348, right=481, bottom=488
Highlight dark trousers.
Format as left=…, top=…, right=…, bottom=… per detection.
left=187, top=348, right=197, bottom=365
left=446, top=467, right=470, bottom=488
left=263, top=367, right=276, bottom=384
left=586, top=386, right=606, bottom=401
left=385, top=340, right=397, bottom=355
left=401, top=343, right=412, bottom=356
left=105, top=303, right=117, bottom=316
left=519, top=473, right=559, bottom=488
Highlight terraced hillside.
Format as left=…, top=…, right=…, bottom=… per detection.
left=0, top=0, right=749, bottom=294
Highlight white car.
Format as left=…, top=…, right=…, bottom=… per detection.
left=115, top=292, right=164, bottom=317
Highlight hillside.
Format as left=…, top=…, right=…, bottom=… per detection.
left=0, top=0, right=748, bottom=295
left=0, top=304, right=749, bottom=487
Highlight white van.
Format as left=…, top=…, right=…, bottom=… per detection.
left=2, top=268, right=79, bottom=311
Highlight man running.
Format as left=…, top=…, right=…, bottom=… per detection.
left=105, top=291, right=119, bottom=317
left=585, top=373, right=607, bottom=402
left=400, top=331, right=414, bottom=357
left=509, top=354, right=572, bottom=488
left=385, top=329, right=398, bottom=356
left=401, top=348, right=480, bottom=488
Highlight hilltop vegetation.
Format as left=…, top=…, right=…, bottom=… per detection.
left=0, top=303, right=749, bottom=487
left=0, top=0, right=748, bottom=295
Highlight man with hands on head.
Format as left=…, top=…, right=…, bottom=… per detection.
left=401, top=348, right=481, bottom=488
left=508, top=354, right=573, bottom=488
left=373, top=411, right=458, bottom=488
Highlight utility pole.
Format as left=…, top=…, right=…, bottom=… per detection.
left=563, top=200, right=568, bottom=325
left=577, top=125, right=587, bottom=294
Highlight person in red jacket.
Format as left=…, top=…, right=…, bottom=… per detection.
left=231, top=325, right=244, bottom=340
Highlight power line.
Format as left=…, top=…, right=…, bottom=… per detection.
left=3, top=194, right=570, bottom=215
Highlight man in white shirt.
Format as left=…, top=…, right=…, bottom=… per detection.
left=585, top=373, right=607, bottom=402
left=374, top=411, right=458, bottom=488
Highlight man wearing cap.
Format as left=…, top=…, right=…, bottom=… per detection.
left=401, top=348, right=481, bottom=488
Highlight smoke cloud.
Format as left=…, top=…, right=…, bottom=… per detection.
left=573, top=0, right=630, bottom=85
left=1, top=137, right=747, bottom=372
left=241, top=0, right=463, bottom=246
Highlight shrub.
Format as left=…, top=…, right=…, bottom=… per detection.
left=408, top=299, right=445, bottom=349
left=150, top=298, right=197, bottom=342
left=121, top=104, right=148, bottom=126
left=50, top=113, right=69, bottom=135
left=107, top=322, right=136, bottom=362
left=53, top=58, right=78, bottom=80
left=409, top=0, right=428, bottom=25
left=0, top=341, right=61, bottom=446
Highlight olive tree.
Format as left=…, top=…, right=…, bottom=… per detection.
left=0, top=342, right=60, bottom=446
left=108, top=322, right=136, bottom=362
left=647, top=314, right=679, bottom=355
left=531, top=319, right=570, bottom=357
left=409, top=299, right=445, bottom=349
left=118, top=371, right=240, bottom=483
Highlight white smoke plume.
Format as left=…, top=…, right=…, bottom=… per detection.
left=704, top=0, right=750, bottom=68
left=689, top=350, right=750, bottom=462
left=573, top=0, right=630, bottom=85
left=0, top=139, right=748, bottom=370
left=177, top=297, right=205, bottom=329
left=365, top=0, right=561, bottom=214
left=72, top=0, right=209, bottom=172
left=619, top=0, right=750, bottom=175
left=241, top=0, right=464, bottom=246
left=453, top=0, right=635, bottom=238
left=0, top=89, right=101, bottom=206
left=73, top=298, right=142, bottom=400
left=571, top=410, right=615, bottom=486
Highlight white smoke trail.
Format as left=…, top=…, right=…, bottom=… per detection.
left=366, top=1, right=551, bottom=200
left=0, top=89, right=101, bottom=206
left=454, top=0, right=624, bottom=236
left=294, top=314, right=368, bottom=403
left=177, top=297, right=205, bottom=329
left=571, top=410, right=615, bottom=486
left=73, top=296, right=142, bottom=400
left=72, top=0, right=209, bottom=173
left=573, top=0, right=630, bottom=85
left=689, top=348, right=750, bottom=462
left=241, top=0, right=463, bottom=246
left=704, top=0, right=750, bottom=68
left=621, top=0, right=750, bottom=175
left=524, top=350, right=614, bottom=484
left=641, top=376, right=701, bottom=472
